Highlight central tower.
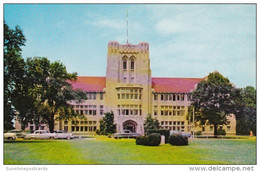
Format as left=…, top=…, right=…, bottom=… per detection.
left=105, top=41, right=152, bottom=134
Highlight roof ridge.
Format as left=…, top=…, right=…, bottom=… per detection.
left=77, top=76, right=106, bottom=78
left=152, top=77, right=203, bottom=79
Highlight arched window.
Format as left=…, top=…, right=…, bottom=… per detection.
left=123, top=60, right=127, bottom=70
left=131, top=59, right=134, bottom=70
left=130, top=56, right=135, bottom=70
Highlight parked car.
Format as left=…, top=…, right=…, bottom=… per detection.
left=4, top=132, right=17, bottom=140
left=170, top=130, right=192, bottom=138
left=9, top=129, right=27, bottom=138
left=114, top=130, right=141, bottom=139
left=54, top=130, right=74, bottom=139
left=25, top=130, right=57, bottom=140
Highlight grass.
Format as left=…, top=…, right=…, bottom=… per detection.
left=4, top=136, right=256, bottom=165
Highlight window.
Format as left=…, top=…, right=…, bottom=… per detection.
left=154, top=94, right=157, bottom=100
left=131, top=60, right=134, bottom=70
left=122, top=94, right=125, bottom=99
left=118, top=94, right=120, bottom=99
left=169, top=94, right=172, bottom=100
left=161, top=94, right=164, bottom=101
left=154, top=110, right=157, bottom=116
left=100, top=93, right=103, bottom=100
left=173, top=94, right=176, bottom=101
left=123, top=60, right=127, bottom=70
left=177, top=95, right=180, bottom=101
left=181, top=95, right=184, bottom=101
left=161, top=110, right=164, bottom=115
left=89, top=93, right=92, bottom=100
left=93, top=93, right=96, bottom=100
left=165, top=94, right=168, bottom=101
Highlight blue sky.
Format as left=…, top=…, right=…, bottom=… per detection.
left=4, top=4, right=256, bottom=88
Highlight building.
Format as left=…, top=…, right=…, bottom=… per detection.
left=15, top=41, right=236, bottom=135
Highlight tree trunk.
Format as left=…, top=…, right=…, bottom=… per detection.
left=214, top=124, right=218, bottom=137
left=21, top=123, right=26, bottom=131
left=48, top=114, right=55, bottom=133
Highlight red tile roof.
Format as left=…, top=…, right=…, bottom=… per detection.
left=152, top=77, right=203, bottom=93
left=70, top=76, right=106, bottom=92
left=70, top=76, right=203, bottom=93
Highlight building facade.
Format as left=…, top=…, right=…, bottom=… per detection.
left=15, top=41, right=236, bottom=135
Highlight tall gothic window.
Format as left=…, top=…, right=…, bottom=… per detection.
left=123, top=60, right=127, bottom=70
left=131, top=60, right=134, bottom=70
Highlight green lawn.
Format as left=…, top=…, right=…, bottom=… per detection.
left=4, top=136, right=256, bottom=165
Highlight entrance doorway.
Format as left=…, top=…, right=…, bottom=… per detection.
left=123, top=120, right=137, bottom=133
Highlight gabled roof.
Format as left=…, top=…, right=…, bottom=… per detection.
left=70, top=76, right=106, bottom=92
left=70, top=76, right=203, bottom=93
left=151, top=77, right=203, bottom=93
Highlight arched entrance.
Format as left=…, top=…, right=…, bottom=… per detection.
left=123, top=120, right=137, bottom=133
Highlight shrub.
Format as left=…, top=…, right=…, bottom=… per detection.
left=147, top=133, right=161, bottom=146
left=169, top=134, right=188, bottom=146
left=147, top=129, right=170, bottom=143
left=136, top=136, right=148, bottom=145
left=195, top=131, right=202, bottom=135
left=95, top=129, right=100, bottom=135
left=136, top=133, right=161, bottom=146
left=217, top=128, right=226, bottom=136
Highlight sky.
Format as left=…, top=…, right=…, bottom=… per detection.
left=4, top=4, right=256, bottom=88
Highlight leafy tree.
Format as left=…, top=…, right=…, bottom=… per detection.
left=144, top=114, right=160, bottom=135
left=4, top=23, right=86, bottom=132
left=26, top=57, right=86, bottom=132
left=234, top=86, right=256, bottom=135
left=4, top=22, right=26, bottom=130
left=191, top=71, right=235, bottom=136
left=99, top=112, right=116, bottom=135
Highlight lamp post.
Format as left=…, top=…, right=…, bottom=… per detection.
left=193, top=107, right=195, bottom=139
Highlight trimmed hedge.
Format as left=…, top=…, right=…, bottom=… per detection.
left=217, top=128, right=226, bottom=136
left=136, top=133, right=161, bottom=146
left=147, top=129, right=170, bottom=143
left=136, top=136, right=148, bottom=145
left=147, top=133, right=161, bottom=146
left=169, top=134, right=188, bottom=146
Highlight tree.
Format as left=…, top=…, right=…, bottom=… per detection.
left=99, top=112, right=116, bottom=135
left=144, top=114, right=160, bottom=135
left=234, top=86, right=256, bottom=135
left=4, top=22, right=26, bottom=130
left=27, top=57, right=86, bottom=132
left=191, top=71, right=235, bottom=136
